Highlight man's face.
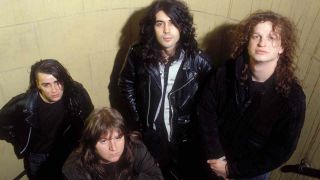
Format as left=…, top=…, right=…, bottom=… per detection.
left=36, top=72, right=64, bottom=103
left=248, top=21, right=284, bottom=64
left=95, top=130, right=125, bottom=163
left=154, top=10, right=180, bottom=53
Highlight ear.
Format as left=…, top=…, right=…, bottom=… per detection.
left=279, top=46, right=284, bottom=54
left=36, top=80, right=40, bottom=89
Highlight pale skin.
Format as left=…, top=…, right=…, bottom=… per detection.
left=154, top=10, right=181, bottom=62
left=36, top=72, right=64, bottom=103
left=95, top=130, right=125, bottom=163
left=247, top=21, right=284, bottom=82
left=207, top=21, right=284, bottom=179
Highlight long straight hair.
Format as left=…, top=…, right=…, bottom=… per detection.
left=28, top=59, right=74, bottom=94
left=77, top=107, right=135, bottom=179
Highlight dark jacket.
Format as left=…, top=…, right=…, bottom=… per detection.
left=62, top=138, right=164, bottom=180
left=197, top=55, right=306, bottom=178
left=0, top=81, right=94, bottom=159
left=118, top=44, right=212, bottom=145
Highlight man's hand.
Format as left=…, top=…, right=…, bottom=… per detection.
left=207, top=156, right=228, bottom=179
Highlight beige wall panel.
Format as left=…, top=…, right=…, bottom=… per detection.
left=297, top=0, right=320, bottom=54
left=186, top=0, right=232, bottom=17
left=251, top=0, right=273, bottom=11
left=315, top=46, right=320, bottom=60
left=193, top=12, right=216, bottom=42
left=0, top=141, right=24, bottom=180
left=0, top=74, right=7, bottom=108
left=0, top=1, right=15, bottom=27
left=310, top=118, right=320, bottom=169
left=65, top=58, right=92, bottom=89
left=59, top=0, right=84, bottom=16
left=290, top=0, right=311, bottom=24
left=83, top=0, right=143, bottom=11
left=87, top=10, right=131, bottom=50
left=0, top=24, right=40, bottom=72
left=131, top=0, right=153, bottom=8
left=187, top=0, right=219, bottom=15
left=0, top=68, right=29, bottom=108
left=35, top=18, right=73, bottom=59
left=11, top=1, right=65, bottom=25
left=306, top=93, right=320, bottom=170
left=269, top=0, right=281, bottom=12
left=297, top=52, right=313, bottom=80
left=229, top=0, right=252, bottom=21
left=36, top=10, right=130, bottom=58
left=273, top=0, right=295, bottom=17
left=214, top=0, right=232, bottom=17
left=302, top=59, right=320, bottom=103
left=89, top=50, right=117, bottom=107
left=302, top=14, right=320, bottom=55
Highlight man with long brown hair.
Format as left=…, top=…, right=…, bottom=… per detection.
left=198, top=11, right=306, bottom=179
left=119, top=0, right=212, bottom=179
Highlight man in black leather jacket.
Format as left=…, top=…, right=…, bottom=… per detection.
left=119, top=1, right=212, bottom=179
left=0, top=59, right=94, bottom=180
left=198, top=11, right=306, bottom=179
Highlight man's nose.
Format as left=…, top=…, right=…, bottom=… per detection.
left=258, top=37, right=267, bottom=47
left=51, top=84, right=59, bottom=92
left=109, top=140, right=117, bottom=151
left=164, top=23, right=170, bottom=33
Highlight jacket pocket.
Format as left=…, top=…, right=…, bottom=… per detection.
left=177, top=114, right=191, bottom=124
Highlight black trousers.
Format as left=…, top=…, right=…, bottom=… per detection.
left=143, top=128, right=207, bottom=180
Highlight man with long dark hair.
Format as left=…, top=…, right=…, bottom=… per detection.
left=0, top=59, right=93, bottom=179
left=62, top=107, right=163, bottom=180
left=198, top=11, right=306, bottom=179
left=119, top=0, right=212, bottom=179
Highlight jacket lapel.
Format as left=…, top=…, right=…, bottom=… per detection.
left=145, top=62, right=162, bottom=90
left=171, top=53, right=196, bottom=92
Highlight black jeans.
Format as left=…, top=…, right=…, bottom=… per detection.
left=24, top=153, right=49, bottom=180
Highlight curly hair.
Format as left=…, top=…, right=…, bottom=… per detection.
left=231, top=10, right=298, bottom=95
left=139, top=0, right=198, bottom=64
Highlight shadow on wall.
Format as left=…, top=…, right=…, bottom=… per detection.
left=201, top=23, right=237, bottom=68
left=108, top=7, right=148, bottom=123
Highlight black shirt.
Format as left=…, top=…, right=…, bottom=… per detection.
left=31, top=95, right=65, bottom=153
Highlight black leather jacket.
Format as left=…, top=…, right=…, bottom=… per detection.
left=0, top=82, right=93, bottom=158
left=119, top=44, right=212, bottom=144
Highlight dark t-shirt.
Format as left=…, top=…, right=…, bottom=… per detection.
left=30, top=95, right=65, bottom=153
left=249, top=80, right=265, bottom=96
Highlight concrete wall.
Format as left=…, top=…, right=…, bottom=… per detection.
left=1, top=0, right=320, bottom=179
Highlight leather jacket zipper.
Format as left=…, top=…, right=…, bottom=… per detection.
left=20, top=127, right=32, bottom=154
left=168, top=74, right=196, bottom=141
left=146, top=75, right=151, bottom=127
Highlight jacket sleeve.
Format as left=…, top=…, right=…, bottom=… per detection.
left=62, top=151, right=91, bottom=180
left=197, top=71, right=225, bottom=159
left=197, top=51, right=213, bottom=77
left=78, top=83, right=94, bottom=120
left=118, top=46, right=141, bottom=130
left=131, top=142, right=164, bottom=180
left=67, top=82, right=94, bottom=120
left=227, top=86, right=306, bottom=178
left=0, top=94, right=25, bottom=143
